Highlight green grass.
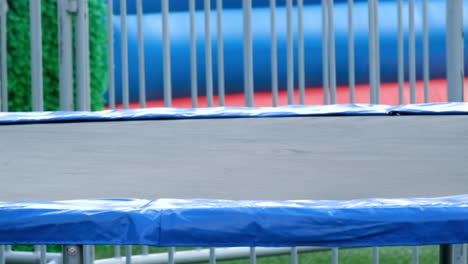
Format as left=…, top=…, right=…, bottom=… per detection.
left=13, top=245, right=440, bottom=264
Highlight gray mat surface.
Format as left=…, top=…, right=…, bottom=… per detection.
left=0, top=115, right=467, bottom=201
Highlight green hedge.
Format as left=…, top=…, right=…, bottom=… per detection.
left=6, top=0, right=108, bottom=112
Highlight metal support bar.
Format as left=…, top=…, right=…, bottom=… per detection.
left=0, top=0, right=8, bottom=112
left=327, top=0, right=336, bottom=104
left=373, top=247, right=379, bottom=264
left=413, top=246, right=419, bottom=264
left=136, top=0, right=146, bottom=108
left=63, top=245, right=84, bottom=264
left=368, top=0, right=379, bottom=104
left=107, top=0, right=115, bottom=109
left=422, top=0, right=429, bottom=103
left=298, top=0, right=305, bottom=105
left=0, top=245, right=5, bottom=264
left=348, top=0, right=355, bottom=104
left=286, top=0, right=294, bottom=105
left=332, top=248, right=339, bottom=264
left=216, top=0, right=225, bottom=106
left=162, top=0, right=172, bottom=107
left=409, top=0, right=416, bottom=104
left=270, top=0, right=278, bottom=106
left=168, top=247, right=175, bottom=264
left=440, top=244, right=467, bottom=264
left=243, top=0, right=254, bottom=107
left=290, top=247, right=298, bottom=264
left=58, top=0, right=74, bottom=111
left=209, top=247, right=216, bottom=264
left=249, top=247, right=256, bottom=264
left=125, top=246, right=131, bottom=264
left=321, top=0, right=329, bottom=105
left=120, top=0, right=129, bottom=109
left=189, top=0, right=198, bottom=108
left=397, top=0, right=404, bottom=105
left=446, top=0, right=465, bottom=102
left=30, top=0, right=44, bottom=111
left=204, top=0, right=213, bottom=107
left=76, top=0, right=90, bottom=111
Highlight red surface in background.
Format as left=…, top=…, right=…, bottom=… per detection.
left=111, top=78, right=468, bottom=109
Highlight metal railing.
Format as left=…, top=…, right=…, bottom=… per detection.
left=0, top=0, right=465, bottom=112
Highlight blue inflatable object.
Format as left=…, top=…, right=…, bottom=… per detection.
left=0, top=103, right=467, bottom=125
left=1, top=196, right=468, bottom=246
left=111, top=0, right=468, bottom=103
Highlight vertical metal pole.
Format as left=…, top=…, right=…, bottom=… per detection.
left=374, top=0, right=380, bottom=104
left=204, top=0, right=213, bottom=107
left=30, top=0, right=44, bottom=112
left=120, top=0, right=129, bottom=109
left=189, top=0, right=198, bottom=108
left=321, top=0, right=329, bottom=105
left=328, top=0, right=337, bottom=104
left=413, top=247, right=419, bottom=264
left=76, top=0, right=90, bottom=111
left=409, top=0, right=416, bottom=104
left=286, top=0, right=294, bottom=105
left=209, top=247, right=216, bottom=264
left=0, top=0, right=8, bottom=112
left=298, top=0, right=305, bottom=105
left=422, top=0, right=429, bottom=103
left=368, top=0, right=377, bottom=104
left=397, top=0, right=404, bottom=105
left=217, top=0, right=225, bottom=106
left=440, top=244, right=467, bottom=264
left=290, top=247, right=298, bottom=264
left=83, top=246, right=94, bottom=264
left=63, top=245, right=84, bottom=264
left=107, top=0, right=115, bottom=109
left=168, top=247, right=175, bottom=264
left=0, top=245, right=4, bottom=264
left=141, top=246, right=148, bottom=255
left=332, top=248, right=339, bottom=264
left=373, top=247, right=379, bottom=264
left=243, top=0, right=254, bottom=107
left=58, top=0, right=74, bottom=111
left=348, top=0, right=355, bottom=104
left=270, top=0, right=278, bottom=107
left=125, top=246, right=131, bottom=264
left=162, top=0, right=172, bottom=107
left=113, top=246, right=120, bottom=258
left=249, top=247, right=256, bottom=264
left=446, top=0, right=464, bottom=102
left=136, top=0, right=146, bottom=108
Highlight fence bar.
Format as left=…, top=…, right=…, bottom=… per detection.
left=397, top=0, right=404, bottom=105
left=125, top=246, right=132, bottom=264
left=84, top=246, right=94, bottom=264
left=189, top=0, right=198, bottom=108
left=298, top=0, right=305, bottom=104
left=113, top=246, right=120, bottom=258
left=413, top=247, right=419, bottom=264
left=0, top=0, right=7, bottom=112
left=289, top=247, right=297, bottom=264
left=63, top=245, right=84, bottom=264
left=249, top=247, right=256, bottom=264
left=286, top=0, right=294, bottom=105
left=209, top=247, right=216, bottom=264
left=76, top=0, right=91, bottom=111
left=348, top=0, right=355, bottom=104
left=30, top=0, right=43, bottom=111
left=374, top=0, right=380, bottom=103
left=422, top=0, right=429, bottom=103
left=408, top=0, right=416, bottom=104
left=327, top=0, right=336, bottom=104
left=136, top=0, right=146, bottom=108
left=107, top=0, right=115, bottom=109
left=217, top=0, right=225, bottom=106
left=142, top=246, right=149, bottom=255
left=0, top=245, right=4, bottom=264
left=332, top=248, right=339, bottom=264
left=120, top=0, right=129, bottom=109
left=243, top=0, right=254, bottom=107
left=373, top=247, right=379, bottom=264
left=58, top=0, right=74, bottom=111
left=270, top=0, right=278, bottom=106
left=446, top=0, right=465, bottom=102
left=321, top=0, right=329, bottom=104
left=368, top=0, right=378, bottom=104
left=168, top=247, right=175, bottom=264
left=162, top=0, right=172, bottom=107
left=204, top=0, right=213, bottom=107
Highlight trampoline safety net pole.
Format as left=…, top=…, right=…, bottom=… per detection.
left=0, top=0, right=7, bottom=112
left=63, top=245, right=84, bottom=264
left=30, top=0, right=44, bottom=112
left=58, top=0, right=75, bottom=111
left=440, top=244, right=468, bottom=264
left=446, top=0, right=465, bottom=102
left=76, top=0, right=91, bottom=111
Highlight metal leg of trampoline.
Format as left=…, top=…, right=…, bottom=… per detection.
left=440, top=244, right=467, bottom=264
left=63, top=245, right=84, bottom=264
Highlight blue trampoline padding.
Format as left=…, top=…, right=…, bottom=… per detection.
left=1, top=103, right=468, bottom=124
left=1, top=195, right=468, bottom=247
